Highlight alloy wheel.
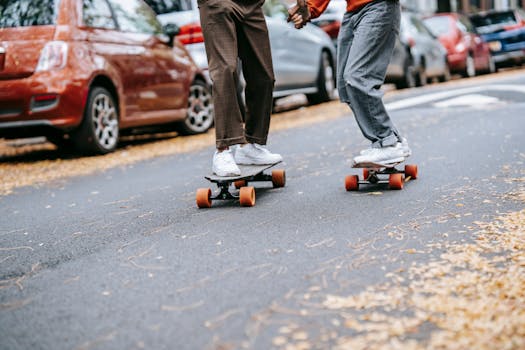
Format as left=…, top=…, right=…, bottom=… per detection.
left=322, top=53, right=335, bottom=99
left=91, top=93, right=118, bottom=151
left=185, top=82, right=214, bottom=134
left=466, top=55, right=476, bottom=77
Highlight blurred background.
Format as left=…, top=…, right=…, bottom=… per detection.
left=1, top=0, right=524, bottom=156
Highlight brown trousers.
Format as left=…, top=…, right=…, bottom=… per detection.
left=198, top=0, right=275, bottom=149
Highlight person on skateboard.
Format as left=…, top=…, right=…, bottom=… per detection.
left=288, top=0, right=411, bottom=166
left=198, top=0, right=282, bottom=177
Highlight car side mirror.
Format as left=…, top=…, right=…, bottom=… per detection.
left=163, top=23, right=180, bottom=46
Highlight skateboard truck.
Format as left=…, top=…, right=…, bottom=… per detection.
left=196, top=163, right=285, bottom=208
left=345, top=163, right=418, bottom=191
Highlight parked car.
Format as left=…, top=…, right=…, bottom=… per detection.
left=423, top=13, right=495, bottom=77
left=0, top=0, right=213, bottom=154
left=148, top=0, right=337, bottom=105
left=386, top=11, right=450, bottom=89
left=399, top=11, right=450, bottom=86
left=469, top=9, right=525, bottom=67
left=310, top=0, right=347, bottom=46
left=145, top=0, right=209, bottom=81
left=310, top=4, right=421, bottom=90
left=263, top=0, right=337, bottom=104
left=385, top=34, right=422, bottom=89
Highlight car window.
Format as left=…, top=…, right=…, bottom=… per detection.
left=423, top=16, right=451, bottom=36
left=470, top=11, right=517, bottom=27
left=83, top=0, right=117, bottom=29
left=456, top=20, right=467, bottom=33
left=518, top=9, right=525, bottom=21
left=410, top=15, right=433, bottom=37
left=107, top=0, right=162, bottom=34
left=458, top=15, right=475, bottom=33
left=143, top=0, right=192, bottom=14
left=262, top=0, right=288, bottom=20
left=0, top=0, right=60, bottom=28
left=411, top=18, right=423, bottom=34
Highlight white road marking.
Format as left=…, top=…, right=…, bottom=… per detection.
left=386, top=84, right=525, bottom=111
left=432, top=94, right=502, bottom=108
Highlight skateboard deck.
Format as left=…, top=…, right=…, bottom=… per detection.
left=346, top=161, right=418, bottom=191
left=197, top=161, right=285, bottom=208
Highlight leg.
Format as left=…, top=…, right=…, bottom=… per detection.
left=237, top=3, right=275, bottom=145
left=336, top=12, right=354, bottom=104
left=340, top=0, right=402, bottom=147
left=198, top=0, right=246, bottom=149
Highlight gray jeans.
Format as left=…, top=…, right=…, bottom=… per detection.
left=337, top=0, right=401, bottom=148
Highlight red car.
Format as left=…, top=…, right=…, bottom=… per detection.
left=423, top=13, right=495, bottom=77
left=0, top=0, right=213, bottom=154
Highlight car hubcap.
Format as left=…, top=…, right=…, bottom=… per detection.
left=419, top=68, right=427, bottom=86
left=323, top=55, right=334, bottom=96
left=92, top=94, right=118, bottom=150
left=187, top=84, right=213, bottom=132
left=407, top=65, right=416, bottom=88
left=489, top=56, right=496, bottom=73
left=444, top=65, right=451, bottom=80
left=467, top=56, right=475, bottom=77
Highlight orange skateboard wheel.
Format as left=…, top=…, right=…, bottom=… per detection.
left=272, top=169, right=286, bottom=188
left=404, top=164, right=418, bottom=180
left=239, top=186, right=256, bottom=207
left=389, top=174, right=404, bottom=190
left=196, top=188, right=212, bottom=208
left=362, top=169, right=369, bottom=180
left=345, top=175, right=359, bottom=191
left=234, top=180, right=246, bottom=189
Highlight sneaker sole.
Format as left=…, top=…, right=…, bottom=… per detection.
left=235, top=157, right=283, bottom=166
left=213, top=169, right=242, bottom=177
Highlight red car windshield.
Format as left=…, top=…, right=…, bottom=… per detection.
left=0, top=0, right=60, bottom=28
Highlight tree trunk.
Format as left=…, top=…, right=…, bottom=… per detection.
left=437, top=0, right=452, bottom=12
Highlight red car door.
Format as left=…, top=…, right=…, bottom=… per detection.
left=148, top=38, right=194, bottom=112
left=107, top=0, right=192, bottom=119
left=82, top=0, right=155, bottom=124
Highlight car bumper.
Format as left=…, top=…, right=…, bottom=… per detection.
left=447, top=51, right=468, bottom=71
left=0, top=71, right=86, bottom=137
left=491, top=49, right=525, bottom=64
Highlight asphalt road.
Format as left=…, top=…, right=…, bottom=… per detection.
left=1, top=71, right=524, bottom=350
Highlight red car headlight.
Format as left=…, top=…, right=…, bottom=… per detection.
left=455, top=42, right=466, bottom=52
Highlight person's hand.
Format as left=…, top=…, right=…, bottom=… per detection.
left=287, top=0, right=311, bottom=29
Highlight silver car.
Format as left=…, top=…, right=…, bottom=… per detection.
left=385, top=11, right=451, bottom=89
left=147, top=0, right=337, bottom=105
left=400, top=11, right=451, bottom=85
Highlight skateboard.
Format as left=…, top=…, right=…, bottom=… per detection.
left=345, top=161, right=418, bottom=191
left=196, top=162, right=286, bottom=208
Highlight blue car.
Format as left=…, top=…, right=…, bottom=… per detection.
left=469, top=9, right=525, bottom=67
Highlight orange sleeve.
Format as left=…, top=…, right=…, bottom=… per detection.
left=306, top=0, right=331, bottom=19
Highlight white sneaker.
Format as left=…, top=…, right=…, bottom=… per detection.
left=234, top=143, right=283, bottom=165
left=212, top=149, right=241, bottom=177
left=360, top=137, right=412, bottom=157
left=400, top=137, right=412, bottom=157
left=353, top=142, right=405, bottom=166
